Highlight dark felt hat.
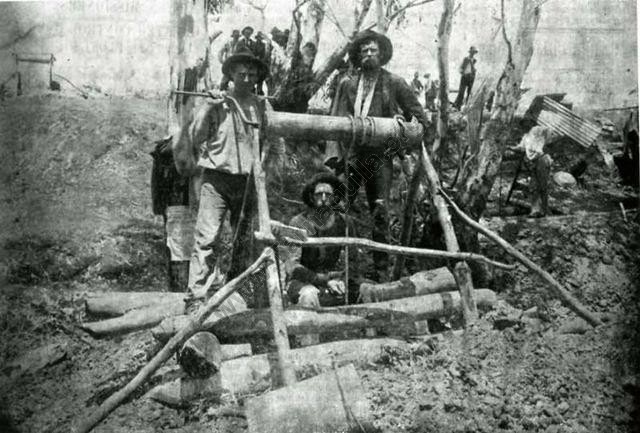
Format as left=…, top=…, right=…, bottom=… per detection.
left=222, top=49, right=269, bottom=80
left=348, top=30, right=393, bottom=67
left=242, top=26, right=254, bottom=33
left=302, top=173, right=343, bottom=208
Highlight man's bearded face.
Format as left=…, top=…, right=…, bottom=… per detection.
left=360, top=40, right=381, bottom=71
left=313, top=182, right=334, bottom=210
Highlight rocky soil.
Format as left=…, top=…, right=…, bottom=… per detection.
left=0, top=95, right=638, bottom=433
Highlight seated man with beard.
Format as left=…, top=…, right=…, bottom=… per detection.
left=282, top=173, right=358, bottom=308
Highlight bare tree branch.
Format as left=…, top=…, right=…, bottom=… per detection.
left=500, top=0, right=513, bottom=64
left=363, top=0, right=435, bottom=32
left=238, top=0, right=267, bottom=12
left=354, top=0, right=375, bottom=33
left=324, top=1, right=347, bottom=37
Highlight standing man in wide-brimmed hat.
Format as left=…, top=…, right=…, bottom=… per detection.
left=183, top=50, right=270, bottom=311
left=453, top=45, right=478, bottom=110
left=325, top=29, right=428, bottom=282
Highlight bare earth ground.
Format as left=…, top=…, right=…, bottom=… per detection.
left=0, top=95, right=638, bottom=433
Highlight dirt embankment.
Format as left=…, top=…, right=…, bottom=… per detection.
left=0, top=95, right=638, bottom=433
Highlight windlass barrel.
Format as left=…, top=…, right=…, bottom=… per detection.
left=266, top=111, right=424, bottom=148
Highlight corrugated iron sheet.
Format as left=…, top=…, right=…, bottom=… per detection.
left=536, top=97, right=601, bottom=148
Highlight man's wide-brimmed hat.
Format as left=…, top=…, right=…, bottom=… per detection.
left=242, top=26, right=254, bottom=34
left=469, top=45, right=479, bottom=53
left=348, top=30, right=393, bottom=67
left=302, top=172, right=343, bottom=208
left=222, top=49, right=269, bottom=80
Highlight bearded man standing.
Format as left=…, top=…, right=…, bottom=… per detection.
left=325, top=30, right=428, bottom=281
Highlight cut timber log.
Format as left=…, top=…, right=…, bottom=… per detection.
left=80, top=302, right=185, bottom=337
left=147, top=338, right=409, bottom=403
left=177, top=332, right=222, bottom=378
left=359, top=267, right=456, bottom=302
left=72, top=249, right=271, bottom=433
left=83, top=292, right=245, bottom=338
left=337, top=289, right=496, bottom=321
left=85, top=292, right=185, bottom=317
left=246, top=364, right=373, bottom=433
left=152, top=307, right=416, bottom=345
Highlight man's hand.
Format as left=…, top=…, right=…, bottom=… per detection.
left=327, top=279, right=346, bottom=295
left=207, top=90, right=226, bottom=101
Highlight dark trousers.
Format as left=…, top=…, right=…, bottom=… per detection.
left=336, top=154, right=392, bottom=272
left=454, top=74, right=474, bottom=109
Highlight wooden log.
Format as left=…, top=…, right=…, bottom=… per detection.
left=147, top=338, right=409, bottom=405
left=80, top=302, right=185, bottom=337
left=360, top=267, right=456, bottom=302
left=85, top=292, right=186, bottom=317
left=177, top=332, right=222, bottom=378
left=266, top=111, right=424, bottom=148
left=72, top=249, right=271, bottom=433
left=338, top=289, right=496, bottom=321
left=246, top=364, right=373, bottom=433
left=152, top=307, right=416, bottom=345
left=421, top=143, right=478, bottom=326
left=439, top=189, right=603, bottom=327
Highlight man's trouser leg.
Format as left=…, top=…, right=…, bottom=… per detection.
left=465, top=76, right=475, bottom=104
left=188, top=170, right=229, bottom=298
left=364, top=155, right=392, bottom=280
left=454, top=77, right=466, bottom=109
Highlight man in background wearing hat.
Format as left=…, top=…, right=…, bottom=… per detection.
left=325, top=29, right=428, bottom=281
left=236, top=26, right=255, bottom=54
left=453, top=46, right=478, bottom=110
left=281, top=173, right=359, bottom=307
left=184, top=50, right=270, bottom=309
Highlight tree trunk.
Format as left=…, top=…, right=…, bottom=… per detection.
left=432, top=0, right=453, bottom=162
left=458, top=1, right=541, bottom=218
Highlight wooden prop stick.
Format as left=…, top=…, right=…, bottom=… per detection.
left=421, top=143, right=478, bottom=326
left=438, top=188, right=603, bottom=327
left=251, top=115, right=296, bottom=387
left=276, top=236, right=515, bottom=271
left=73, top=249, right=271, bottom=433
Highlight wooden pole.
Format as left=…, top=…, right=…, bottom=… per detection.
left=421, top=143, right=478, bottom=326
left=269, top=235, right=515, bottom=270
left=432, top=0, right=453, bottom=162
left=438, top=189, right=603, bottom=327
left=251, top=115, right=297, bottom=387
left=72, top=250, right=271, bottom=433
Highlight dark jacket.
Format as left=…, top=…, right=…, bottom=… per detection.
left=326, top=68, right=428, bottom=160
